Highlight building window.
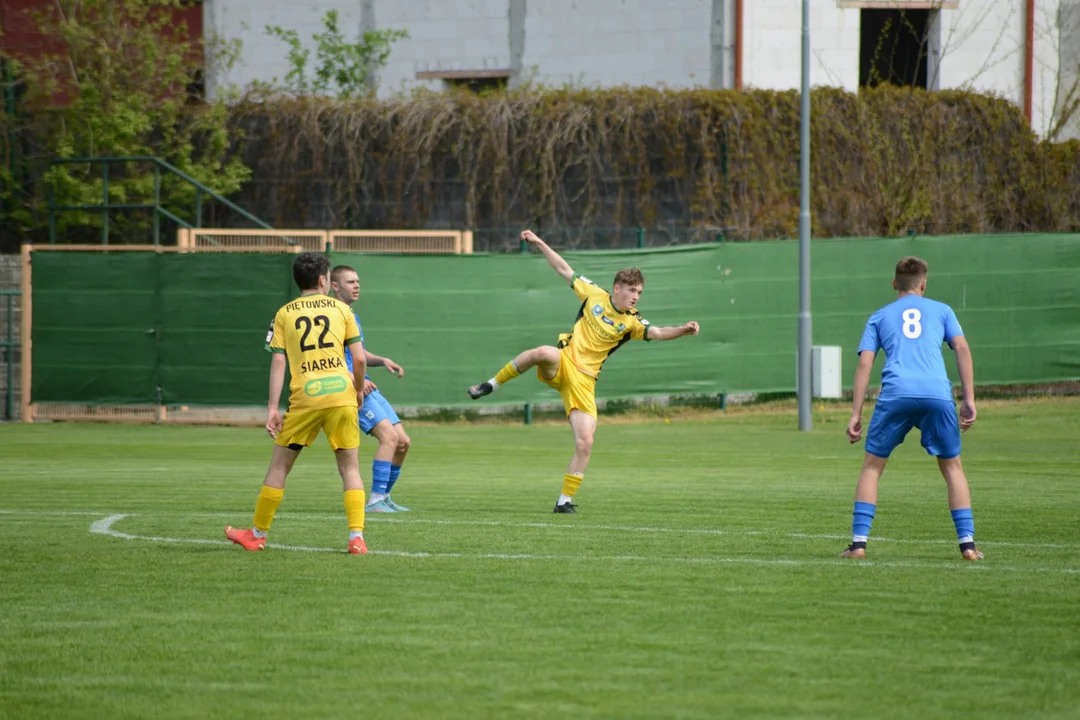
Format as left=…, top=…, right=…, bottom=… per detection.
left=416, top=69, right=511, bottom=93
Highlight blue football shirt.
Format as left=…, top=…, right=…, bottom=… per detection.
left=344, top=312, right=370, bottom=380
left=858, top=295, right=963, bottom=401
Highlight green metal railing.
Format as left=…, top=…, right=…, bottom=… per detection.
left=1, top=289, right=17, bottom=421
left=47, top=156, right=273, bottom=245
left=509, top=226, right=728, bottom=253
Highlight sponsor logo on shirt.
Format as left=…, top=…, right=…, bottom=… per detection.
left=304, top=376, right=348, bottom=397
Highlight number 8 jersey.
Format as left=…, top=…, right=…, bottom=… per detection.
left=265, top=293, right=363, bottom=412
left=858, top=295, right=964, bottom=401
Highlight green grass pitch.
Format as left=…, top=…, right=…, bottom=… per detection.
left=1, top=398, right=1078, bottom=719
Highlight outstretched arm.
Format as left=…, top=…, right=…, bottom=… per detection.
left=521, top=229, right=575, bottom=283
left=365, top=349, right=404, bottom=378
left=647, top=322, right=700, bottom=341
left=951, top=335, right=976, bottom=431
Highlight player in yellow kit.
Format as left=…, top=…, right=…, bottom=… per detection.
left=468, top=229, right=700, bottom=513
left=225, top=252, right=371, bottom=555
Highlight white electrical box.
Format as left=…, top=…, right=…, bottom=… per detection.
left=796, top=346, right=843, bottom=399
left=812, top=346, right=843, bottom=398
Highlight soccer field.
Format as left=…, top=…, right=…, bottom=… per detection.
left=1, top=398, right=1078, bottom=719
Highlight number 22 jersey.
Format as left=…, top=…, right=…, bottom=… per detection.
left=265, top=294, right=363, bottom=412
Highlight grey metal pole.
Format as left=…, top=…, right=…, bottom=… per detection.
left=797, top=0, right=813, bottom=431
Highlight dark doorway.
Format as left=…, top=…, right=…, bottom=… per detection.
left=860, top=9, right=929, bottom=88
left=444, top=76, right=508, bottom=94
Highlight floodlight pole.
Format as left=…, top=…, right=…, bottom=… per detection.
left=797, top=0, right=813, bottom=431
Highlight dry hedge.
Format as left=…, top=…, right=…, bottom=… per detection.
left=6, top=85, right=1076, bottom=250
left=226, top=85, right=1080, bottom=249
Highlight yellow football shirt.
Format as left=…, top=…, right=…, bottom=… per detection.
left=557, top=274, right=651, bottom=378
left=265, top=293, right=363, bottom=412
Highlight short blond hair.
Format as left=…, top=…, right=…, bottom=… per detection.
left=894, top=256, right=928, bottom=291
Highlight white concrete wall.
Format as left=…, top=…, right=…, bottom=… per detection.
left=205, top=0, right=356, bottom=96
left=742, top=0, right=859, bottom=91
left=733, top=0, right=1063, bottom=136
left=205, top=0, right=1066, bottom=136
left=1032, top=0, right=1063, bottom=138
left=521, top=0, right=712, bottom=89
left=931, top=0, right=1065, bottom=138
left=1030, top=0, right=1080, bottom=140
left=204, top=0, right=509, bottom=96
left=377, top=0, right=510, bottom=95
left=207, top=0, right=715, bottom=95
left=935, top=3, right=1026, bottom=105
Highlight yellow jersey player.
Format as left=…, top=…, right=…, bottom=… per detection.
left=225, top=252, right=370, bottom=555
left=468, top=229, right=700, bottom=513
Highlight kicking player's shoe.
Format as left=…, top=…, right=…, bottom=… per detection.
left=224, top=526, right=265, bottom=551
left=839, top=544, right=866, bottom=559
left=385, top=496, right=410, bottom=512
left=348, top=536, right=369, bottom=555
left=366, top=499, right=396, bottom=513
left=961, top=548, right=984, bottom=561
left=468, top=382, right=493, bottom=399
left=553, top=501, right=578, bottom=514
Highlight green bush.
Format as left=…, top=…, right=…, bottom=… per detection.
left=5, top=64, right=1080, bottom=245
left=0, top=0, right=248, bottom=243
left=227, top=85, right=1076, bottom=243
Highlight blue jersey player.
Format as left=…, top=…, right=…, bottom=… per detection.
left=331, top=265, right=413, bottom=513
left=842, top=256, right=981, bottom=561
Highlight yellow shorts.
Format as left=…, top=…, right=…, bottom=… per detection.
left=275, top=405, right=360, bottom=451
left=538, top=351, right=597, bottom=418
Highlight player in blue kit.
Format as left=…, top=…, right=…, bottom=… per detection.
left=331, top=265, right=413, bottom=513
left=842, top=256, right=982, bottom=561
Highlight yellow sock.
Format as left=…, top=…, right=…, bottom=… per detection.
left=344, top=489, right=366, bottom=533
left=561, top=473, right=583, bottom=498
left=253, top=485, right=284, bottom=533
left=494, top=361, right=521, bottom=385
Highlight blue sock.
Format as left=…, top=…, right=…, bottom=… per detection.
left=950, top=508, right=975, bottom=543
left=371, top=460, right=392, bottom=496
left=387, top=464, right=402, bottom=494
left=852, top=501, right=876, bottom=543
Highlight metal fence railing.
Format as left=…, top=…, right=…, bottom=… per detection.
left=0, top=289, right=19, bottom=421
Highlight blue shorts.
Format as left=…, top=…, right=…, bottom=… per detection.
left=865, top=396, right=961, bottom=459
left=358, top=388, right=401, bottom=435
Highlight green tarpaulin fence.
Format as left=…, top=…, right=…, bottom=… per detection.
left=29, top=234, right=1080, bottom=409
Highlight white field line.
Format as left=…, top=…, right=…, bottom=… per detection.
left=3, top=508, right=1076, bottom=550
left=82, top=514, right=1080, bottom=575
